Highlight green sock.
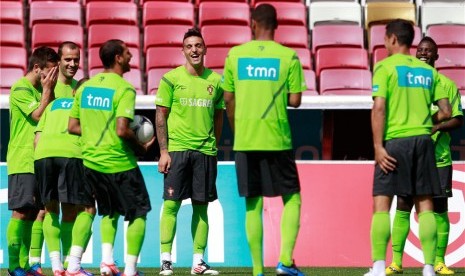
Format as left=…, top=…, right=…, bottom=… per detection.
left=192, top=204, right=208, bottom=254
left=101, top=214, right=119, bottom=245
left=370, top=212, right=390, bottom=261
left=29, top=220, right=44, bottom=263
left=7, top=218, right=24, bottom=271
left=127, top=217, right=146, bottom=256
left=279, top=193, right=301, bottom=267
left=419, top=211, right=437, bottom=265
left=160, top=200, right=181, bottom=254
left=20, top=220, right=33, bottom=269
left=61, top=221, right=74, bottom=268
left=72, top=212, right=94, bottom=248
left=43, top=213, right=61, bottom=253
left=245, top=197, right=264, bottom=276
left=391, top=210, right=410, bottom=267
left=434, top=212, right=450, bottom=264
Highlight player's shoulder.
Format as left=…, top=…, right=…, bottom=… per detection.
left=437, top=72, right=455, bottom=87
left=10, top=77, right=32, bottom=92
left=204, top=68, right=222, bottom=82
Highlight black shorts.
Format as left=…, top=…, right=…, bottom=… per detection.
left=235, top=150, right=300, bottom=197
left=434, top=165, right=453, bottom=198
left=8, top=173, right=42, bottom=210
left=35, top=157, right=94, bottom=206
left=163, top=151, right=218, bottom=202
left=373, top=135, right=441, bottom=197
left=84, top=166, right=151, bottom=221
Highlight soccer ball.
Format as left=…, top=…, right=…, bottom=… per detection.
left=130, top=115, right=155, bottom=143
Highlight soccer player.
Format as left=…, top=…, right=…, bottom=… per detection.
left=68, top=39, right=153, bottom=276
left=34, top=41, right=96, bottom=276
left=222, top=4, right=306, bottom=276
left=155, top=28, right=223, bottom=276
left=6, top=47, right=59, bottom=276
left=385, top=37, right=463, bottom=275
left=366, top=20, right=452, bottom=276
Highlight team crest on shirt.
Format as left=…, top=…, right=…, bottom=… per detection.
left=207, top=84, right=214, bottom=95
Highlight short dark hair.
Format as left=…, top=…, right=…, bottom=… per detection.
left=385, top=19, right=415, bottom=47
left=58, top=41, right=80, bottom=58
left=27, top=47, right=59, bottom=72
left=252, top=4, right=278, bottom=30
left=183, top=28, right=204, bottom=42
left=418, top=36, right=438, bottom=51
left=99, top=39, right=125, bottom=69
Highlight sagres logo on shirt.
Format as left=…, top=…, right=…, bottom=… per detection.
left=238, top=58, right=280, bottom=81
left=396, top=66, right=433, bottom=89
left=81, top=87, right=114, bottom=111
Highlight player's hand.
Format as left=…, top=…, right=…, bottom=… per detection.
left=374, top=147, right=397, bottom=174
left=431, top=124, right=440, bottom=135
left=41, top=66, right=58, bottom=100
left=158, top=152, right=171, bottom=174
left=141, top=135, right=156, bottom=151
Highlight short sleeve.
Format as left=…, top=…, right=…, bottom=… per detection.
left=10, top=88, right=40, bottom=117
left=155, top=75, right=174, bottom=108
left=221, top=52, right=235, bottom=92
left=69, top=88, right=82, bottom=119
left=372, top=63, right=388, bottom=98
left=116, top=87, right=136, bottom=120
left=287, top=53, right=306, bottom=93
left=433, top=74, right=449, bottom=102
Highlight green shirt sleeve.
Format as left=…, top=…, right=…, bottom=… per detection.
left=221, top=53, right=235, bottom=92
left=69, top=88, right=82, bottom=119
left=433, top=72, right=449, bottom=102
left=11, top=88, right=40, bottom=117
left=155, top=75, right=174, bottom=108
left=288, top=53, right=306, bottom=93
left=372, top=63, right=388, bottom=98
left=116, top=87, right=136, bottom=120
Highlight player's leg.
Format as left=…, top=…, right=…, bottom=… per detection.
left=160, top=199, right=181, bottom=275
left=278, top=193, right=301, bottom=267
left=28, top=209, right=45, bottom=275
left=43, top=202, right=63, bottom=274
left=414, top=196, right=437, bottom=276
left=369, top=195, right=393, bottom=275
left=245, top=196, right=264, bottom=276
left=61, top=203, right=77, bottom=269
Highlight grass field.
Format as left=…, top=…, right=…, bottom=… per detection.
left=40, top=266, right=465, bottom=275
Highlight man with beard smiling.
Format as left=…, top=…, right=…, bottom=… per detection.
left=155, top=28, right=223, bottom=275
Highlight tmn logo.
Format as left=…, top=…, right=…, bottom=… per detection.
left=238, top=58, right=280, bottom=81
left=81, top=87, right=114, bottom=111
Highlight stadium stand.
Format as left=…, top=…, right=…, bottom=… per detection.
left=420, top=1, right=465, bottom=34
left=199, top=2, right=250, bottom=27
left=146, top=47, right=186, bottom=71
left=31, top=24, right=84, bottom=49
left=308, top=1, right=362, bottom=29
left=275, top=25, right=309, bottom=48
left=88, top=24, right=139, bottom=49
left=252, top=0, right=301, bottom=7
left=201, top=25, right=252, bottom=47
left=319, top=69, right=372, bottom=95
left=30, top=1, right=81, bottom=27
left=369, top=24, right=421, bottom=53
left=143, top=2, right=195, bottom=26
left=144, top=25, right=192, bottom=52
left=312, top=25, right=364, bottom=54
left=204, top=47, right=230, bottom=70
left=196, top=0, right=247, bottom=7
left=0, top=1, right=23, bottom=25
left=426, top=25, right=465, bottom=48
left=86, top=2, right=138, bottom=26
left=365, top=2, right=416, bottom=29
left=439, top=68, right=465, bottom=96
left=435, top=48, right=465, bottom=71
left=147, top=68, right=172, bottom=95
left=258, top=2, right=307, bottom=26
left=315, top=47, right=369, bottom=77
left=83, top=0, right=133, bottom=5
left=0, top=24, right=25, bottom=47
left=88, top=47, right=141, bottom=70
left=303, top=69, right=318, bottom=95
left=294, top=48, right=312, bottom=70
left=0, top=68, right=24, bottom=94
left=0, top=46, right=27, bottom=72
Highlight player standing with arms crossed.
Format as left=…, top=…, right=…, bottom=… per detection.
left=156, top=28, right=223, bottom=276
left=366, top=19, right=452, bottom=276
left=385, top=36, right=463, bottom=275
left=68, top=39, right=153, bottom=276
left=222, top=4, right=306, bottom=276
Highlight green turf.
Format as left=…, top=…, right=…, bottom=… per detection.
left=39, top=266, right=465, bottom=275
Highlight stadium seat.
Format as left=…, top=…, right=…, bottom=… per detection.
left=199, top=2, right=250, bottom=27
left=146, top=47, right=185, bottom=71
left=0, top=1, right=23, bottom=25
left=439, top=68, right=465, bottom=96
left=303, top=69, right=318, bottom=95
left=319, top=69, right=372, bottom=95
left=0, top=24, right=25, bottom=47
left=426, top=25, right=465, bottom=48
left=0, top=46, right=27, bottom=72
left=257, top=2, right=307, bottom=26
left=144, top=25, right=192, bottom=52
left=83, top=0, right=133, bottom=5
left=361, top=0, right=414, bottom=5
left=275, top=25, right=309, bottom=48
left=372, top=47, right=416, bottom=65
left=369, top=24, right=421, bottom=53
left=31, top=24, right=83, bottom=49
left=204, top=47, right=230, bottom=69
left=312, top=25, right=364, bottom=54
left=86, top=2, right=138, bottom=26
left=308, top=1, right=362, bottom=29
left=201, top=25, right=252, bottom=47
left=141, top=0, right=191, bottom=5
left=88, top=25, right=139, bottom=49
left=421, top=1, right=465, bottom=34
left=435, top=48, right=465, bottom=70
left=0, top=68, right=24, bottom=94
left=88, top=47, right=141, bottom=70
left=252, top=0, right=301, bottom=8
left=365, top=2, right=416, bottom=29
left=30, top=1, right=81, bottom=27
left=89, top=68, right=144, bottom=94
left=143, top=2, right=194, bottom=26
left=315, top=48, right=369, bottom=76
left=196, top=0, right=247, bottom=7
left=147, top=68, right=172, bottom=95
left=294, top=48, right=312, bottom=70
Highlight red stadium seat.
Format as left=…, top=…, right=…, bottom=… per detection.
left=146, top=47, right=185, bottom=71
left=88, top=47, right=141, bottom=70
left=144, top=25, right=192, bottom=53
left=0, top=1, right=23, bottom=24
left=0, top=24, right=25, bottom=47
left=0, top=68, right=24, bottom=94
left=257, top=2, right=307, bottom=26
left=86, top=2, right=138, bottom=27
left=315, top=48, right=369, bottom=77
left=31, top=24, right=83, bottom=49
left=205, top=47, right=230, bottom=69
left=369, top=24, right=421, bottom=53
left=30, top=1, right=81, bottom=27
left=435, top=48, right=465, bottom=70
left=89, top=68, right=144, bottom=95
left=199, top=2, right=250, bottom=27
left=0, top=47, right=28, bottom=72
left=196, top=0, right=247, bottom=7
left=312, top=25, right=364, bottom=54
left=275, top=25, right=308, bottom=48
left=426, top=25, right=465, bottom=48
left=439, top=68, right=465, bottom=95
left=147, top=68, right=172, bottom=94
left=319, top=69, right=372, bottom=95
left=294, top=48, right=312, bottom=70
left=88, top=25, right=139, bottom=49
left=141, top=0, right=190, bottom=6
left=251, top=0, right=301, bottom=8
left=303, top=69, right=318, bottom=95
left=143, top=2, right=194, bottom=26
left=201, top=25, right=252, bottom=47
left=83, top=0, right=132, bottom=5
left=372, top=47, right=416, bottom=65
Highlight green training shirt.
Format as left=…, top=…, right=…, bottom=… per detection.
left=55, top=79, right=77, bottom=99
left=221, top=40, right=306, bottom=151
left=431, top=74, right=463, bottom=167
left=372, top=54, right=448, bottom=140
left=69, top=72, right=137, bottom=173
left=7, top=77, right=42, bottom=174
left=34, top=97, right=82, bottom=160
left=155, top=66, right=224, bottom=156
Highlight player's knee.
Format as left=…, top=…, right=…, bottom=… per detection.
left=433, top=198, right=448, bottom=214
left=396, top=196, right=414, bottom=212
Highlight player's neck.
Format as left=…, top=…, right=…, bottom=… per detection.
left=185, top=63, right=204, bottom=77
left=25, top=72, right=40, bottom=88
left=254, top=29, right=274, bottom=41
left=103, top=67, right=124, bottom=77
left=391, top=45, right=411, bottom=56
left=58, top=73, right=73, bottom=85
